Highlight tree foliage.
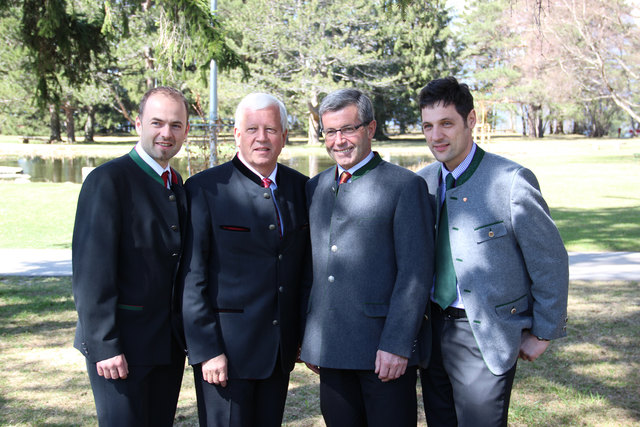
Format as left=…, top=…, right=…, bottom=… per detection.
left=217, top=0, right=457, bottom=143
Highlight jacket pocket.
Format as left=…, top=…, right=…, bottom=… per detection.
left=474, top=221, right=507, bottom=243
left=495, top=294, right=528, bottom=318
left=220, top=225, right=250, bottom=232
left=117, top=304, right=144, bottom=311
left=363, top=303, right=389, bottom=318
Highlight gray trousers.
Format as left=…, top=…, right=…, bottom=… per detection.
left=420, top=303, right=517, bottom=427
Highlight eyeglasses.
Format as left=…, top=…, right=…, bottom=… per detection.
left=321, top=121, right=370, bottom=141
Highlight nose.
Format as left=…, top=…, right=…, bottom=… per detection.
left=430, top=125, right=444, bottom=141
left=257, top=127, right=269, bottom=140
left=160, top=124, right=172, bottom=138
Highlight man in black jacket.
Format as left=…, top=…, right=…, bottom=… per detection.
left=72, top=86, right=190, bottom=426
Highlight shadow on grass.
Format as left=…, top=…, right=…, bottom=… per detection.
left=511, top=281, right=640, bottom=425
left=552, top=206, right=640, bottom=251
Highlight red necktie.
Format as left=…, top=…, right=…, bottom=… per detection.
left=262, top=178, right=282, bottom=238
left=338, top=171, right=351, bottom=185
left=161, top=171, right=169, bottom=188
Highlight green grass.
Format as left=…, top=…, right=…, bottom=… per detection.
left=0, top=182, right=80, bottom=249
left=2, top=136, right=640, bottom=251
left=1, top=276, right=638, bottom=426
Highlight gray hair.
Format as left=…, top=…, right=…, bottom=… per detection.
left=235, top=93, right=288, bottom=131
left=318, top=89, right=374, bottom=128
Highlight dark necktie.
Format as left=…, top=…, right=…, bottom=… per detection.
left=338, top=171, right=351, bottom=185
left=262, top=178, right=282, bottom=238
left=161, top=171, right=169, bottom=188
left=434, top=173, right=457, bottom=309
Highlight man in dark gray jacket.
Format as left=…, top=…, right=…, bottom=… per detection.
left=300, top=88, right=435, bottom=427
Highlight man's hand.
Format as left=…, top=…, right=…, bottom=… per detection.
left=96, top=353, right=129, bottom=380
left=374, top=350, right=408, bottom=382
left=202, top=354, right=228, bottom=387
left=519, top=330, right=550, bottom=362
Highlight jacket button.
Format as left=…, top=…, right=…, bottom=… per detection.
left=279, top=286, right=284, bottom=293
left=331, top=245, right=338, bottom=252
left=488, top=231, right=495, bottom=238
left=273, top=320, right=279, bottom=326
left=172, top=252, right=179, bottom=257
left=328, top=275, right=335, bottom=283
left=510, top=307, right=517, bottom=314
left=269, top=224, right=276, bottom=230
left=169, top=194, right=176, bottom=201
left=170, top=225, right=179, bottom=232
left=263, top=192, right=271, bottom=199
left=278, top=254, right=283, bottom=261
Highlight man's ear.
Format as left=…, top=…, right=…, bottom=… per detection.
left=135, top=116, right=142, bottom=135
left=467, top=109, right=477, bottom=130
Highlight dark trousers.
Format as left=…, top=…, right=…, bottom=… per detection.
left=192, top=360, right=290, bottom=427
left=86, top=349, right=185, bottom=427
left=319, top=366, right=418, bottom=427
left=420, top=303, right=517, bottom=427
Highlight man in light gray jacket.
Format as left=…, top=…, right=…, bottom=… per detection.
left=417, top=76, right=569, bottom=427
left=300, top=88, right=434, bottom=427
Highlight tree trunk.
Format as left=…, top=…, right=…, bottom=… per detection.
left=49, top=103, right=61, bottom=143
left=526, top=105, right=537, bottom=138
left=62, top=101, right=76, bottom=143
left=84, top=105, right=96, bottom=143
left=144, top=46, right=154, bottom=90
left=307, top=90, right=320, bottom=145
left=537, top=114, right=545, bottom=138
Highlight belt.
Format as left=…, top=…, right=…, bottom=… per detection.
left=431, top=301, right=467, bottom=319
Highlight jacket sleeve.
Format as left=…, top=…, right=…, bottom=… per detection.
left=181, top=180, right=226, bottom=365
left=72, top=168, right=123, bottom=362
left=511, top=167, right=569, bottom=340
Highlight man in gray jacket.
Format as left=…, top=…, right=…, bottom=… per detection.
left=417, top=76, right=569, bottom=427
left=300, top=88, right=434, bottom=427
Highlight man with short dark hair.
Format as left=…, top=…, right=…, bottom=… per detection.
left=72, top=86, right=190, bottom=426
left=181, top=93, right=310, bottom=427
left=301, top=88, right=434, bottom=427
left=417, top=76, right=569, bottom=426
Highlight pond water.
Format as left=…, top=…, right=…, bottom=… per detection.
left=0, top=152, right=432, bottom=183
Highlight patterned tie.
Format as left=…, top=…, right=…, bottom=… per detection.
left=161, top=171, right=169, bottom=188
left=434, top=173, right=457, bottom=309
left=262, top=178, right=282, bottom=238
left=338, top=171, right=351, bottom=185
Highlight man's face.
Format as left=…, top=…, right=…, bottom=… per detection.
left=322, top=104, right=375, bottom=170
left=234, top=105, right=287, bottom=177
left=135, top=94, right=189, bottom=168
left=421, top=102, right=475, bottom=171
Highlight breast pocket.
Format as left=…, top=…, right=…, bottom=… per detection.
left=474, top=221, right=507, bottom=244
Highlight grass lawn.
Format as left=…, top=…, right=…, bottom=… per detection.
left=1, top=276, right=638, bottom=426
left=1, top=135, right=639, bottom=251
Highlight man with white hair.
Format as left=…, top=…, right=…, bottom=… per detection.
left=181, top=93, right=310, bottom=426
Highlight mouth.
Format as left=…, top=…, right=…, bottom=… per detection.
left=334, top=146, right=354, bottom=155
left=431, top=143, right=448, bottom=152
left=155, top=140, right=174, bottom=148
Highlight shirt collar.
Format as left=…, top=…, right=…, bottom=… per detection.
left=237, top=152, right=278, bottom=187
left=441, top=142, right=477, bottom=182
left=135, top=142, right=171, bottom=177
left=337, top=150, right=374, bottom=176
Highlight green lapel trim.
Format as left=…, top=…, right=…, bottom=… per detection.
left=455, top=146, right=485, bottom=187
left=129, top=148, right=164, bottom=186
left=350, top=152, right=382, bottom=182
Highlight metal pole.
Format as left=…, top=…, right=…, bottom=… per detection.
left=208, top=0, right=219, bottom=167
